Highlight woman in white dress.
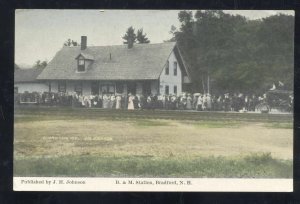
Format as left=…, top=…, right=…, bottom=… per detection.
left=128, top=93, right=134, bottom=110
left=116, top=94, right=122, bottom=109
left=102, top=94, right=109, bottom=109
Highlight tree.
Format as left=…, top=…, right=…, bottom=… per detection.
left=122, top=26, right=137, bottom=48
left=164, top=25, right=178, bottom=42
left=255, top=14, right=294, bottom=90
left=169, top=10, right=294, bottom=94
left=63, top=39, right=80, bottom=47
left=34, top=60, right=47, bottom=69
left=136, top=28, right=150, bottom=44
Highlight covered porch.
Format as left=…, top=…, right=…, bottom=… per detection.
left=48, top=80, right=159, bottom=96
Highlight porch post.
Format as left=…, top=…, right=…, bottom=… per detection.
left=124, top=83, right=128, bottom=109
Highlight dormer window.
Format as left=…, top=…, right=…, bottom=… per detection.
left=79, top=59, right=84, bottom=66
left=77, top=57, right=85, bottom=72
left=75, top=53, right=94, bottom=73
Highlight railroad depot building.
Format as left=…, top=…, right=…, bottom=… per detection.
left=35, top=36, right=192, bottom=96
left=14, top=66, right=48, bottom=94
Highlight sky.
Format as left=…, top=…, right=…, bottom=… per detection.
left=15, top=9, right=294, bottom=68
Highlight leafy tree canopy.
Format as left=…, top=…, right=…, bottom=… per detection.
left=34, top=60, right=47, bottom=69
left=64, top=39, right=80, bottom=47
left=170, top=10, right=294, bottom=95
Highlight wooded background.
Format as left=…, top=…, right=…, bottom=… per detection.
left=168, top=10, right=294, bottom=94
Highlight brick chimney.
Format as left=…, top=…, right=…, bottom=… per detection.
left=81, top=36, right=87, bottom=50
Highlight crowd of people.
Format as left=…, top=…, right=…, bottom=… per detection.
left=15, top=91, right=293, bottom=112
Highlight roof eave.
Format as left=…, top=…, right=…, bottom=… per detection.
left=174, top=44, right=192, bottom=82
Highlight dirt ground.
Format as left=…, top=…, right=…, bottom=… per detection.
left=14, top=118, right=293, bottom=160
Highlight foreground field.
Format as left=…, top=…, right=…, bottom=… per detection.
left=14, top=107, right=293, bottom=178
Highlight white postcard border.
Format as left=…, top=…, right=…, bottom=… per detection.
left=14, top=177, right=293, bottom=192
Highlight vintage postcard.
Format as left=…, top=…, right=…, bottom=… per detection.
left=14, top=9, right=294, bottom=191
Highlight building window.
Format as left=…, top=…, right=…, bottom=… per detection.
left=101, top=84, right=115, bottom=94
left=91, top=82, right=99, bottom=95
left=165, top=85, right=169, bottom=95
left=174, top=62, right=177, bottom=76
left=127, top=82, right=136, bottom=95
left=77, top=58, right=85, bottom=72
left=142, top=82, right=151, bottom=96
left=174, top=85, right=177, bottom=94
left=165, top=60, right=169, bottom=75
left=75, top=83, right=83, bottom=95
left=58, top=81, right=66, bottom=93
left=116, top=83, right=124, bottom=94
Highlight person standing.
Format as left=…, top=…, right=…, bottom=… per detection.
left=224, top=93, right=230, bottom=112
left=180, top=94, right=187, bottom=110
left=193, top=95, right=198, bottom=110
left=202, top=94, right=207, bottom=111
left=166, top=95, right=171, bottom=110
left=139, top=94, right=146, bottom=110
left=170, top=94, right=177, bottom=110
left=72, top=92, right=77, bottom=108
left=157, top=94, right=163, bottom=109
left=110, top=94, right=116, bottom=109
left=102, top=94, right=109, bottom=109
left=252, top=94, right=259, bottom=112
left=133, top=95, right=139, bottom=110
left=196, top=94, right=203, bottom=111
left=152, top=94, right=158, bottom=110
left=289, top=94, right=293, bottom=112
left=128, top=93, right=135, bottom=110
left=207, top=93, right=212, bottom=111
left=216, top=95, right=222, bottom=111
left=244, top=95, right=249, bottom=111
left=116, top=94, right=122, bottom=109
left=186, top=94, right=192, bottom=110
left=146, top=95, right=152, bottom=110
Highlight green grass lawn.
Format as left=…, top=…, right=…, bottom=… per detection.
left=14, top=107, right=293, bottom=178
left=14, top=154, right=292, bottom=178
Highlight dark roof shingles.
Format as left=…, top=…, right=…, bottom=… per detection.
left=37, top=42, right=176, bottom=80
left=14, top=67, right=45, bottom=83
